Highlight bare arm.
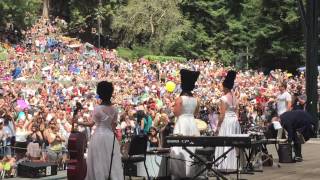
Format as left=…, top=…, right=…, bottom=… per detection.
left=173, top=97, right=182, bottom=117
left=287, top=94, right=292, bottom=111
left=112, top=110, right=118, bottom=132
left=77, top=119, right=95, bottom=127
left=36, top=131, right=43, bottom=140
left=75, top=113, right=95, bottom=127
left=217, top=100, right=226, bottom=129
left=46, top=131, right=55, bottom=144
left=194, top=99, right=200, bottom=116
left=140, top=118, right=145, bottom=130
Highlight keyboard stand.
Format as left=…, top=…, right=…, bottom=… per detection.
left=182, top=146, right=234, bottom=180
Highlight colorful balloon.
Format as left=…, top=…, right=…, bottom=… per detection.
left=165, top=81, right=176, bottom=93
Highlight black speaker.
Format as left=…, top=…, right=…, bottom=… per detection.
left=18, top=161, right=58, bottom=178
left=123, top=163, right=137, bottom=176
left=278, top=144, right=295, bottom=163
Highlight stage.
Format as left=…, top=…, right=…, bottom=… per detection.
left=10, top=139, right=320, bottom=180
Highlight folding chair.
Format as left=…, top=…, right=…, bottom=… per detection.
left=122, top=134, right=150, bottom=180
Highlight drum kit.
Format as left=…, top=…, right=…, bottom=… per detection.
left=195, top=119, right=214, bottom=136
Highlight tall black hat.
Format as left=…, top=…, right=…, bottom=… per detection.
left=180, top=69, right=200, bottom=92
left=223, top=70, right=237, bottom=89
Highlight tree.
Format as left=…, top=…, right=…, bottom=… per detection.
left=43, top=0, right=49, bottom=18
left=180, top=0, right=240, bottom=63
left=112, top=0, right=190, bottom=54
left=252, top=0, right=304, bottom=71
left=0, top=0, right=42, bottom=30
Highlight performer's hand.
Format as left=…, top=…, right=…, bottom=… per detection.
left=215, top=127, right=220, bottom=136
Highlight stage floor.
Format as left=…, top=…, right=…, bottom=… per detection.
left=11, top=139, right=320, bottom=180
left=237, top=140, right=320, bottom=180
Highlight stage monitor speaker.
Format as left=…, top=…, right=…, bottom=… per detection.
left=278, top=143, right=295, bottom=163
left=18, top=161, right=58, bottom=178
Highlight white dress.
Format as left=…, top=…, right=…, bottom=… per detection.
left=215, top=95, right=241, bottom=170
left=85, top=105, right=124, bottom=180
left=170, top=96, right=200, bottom=179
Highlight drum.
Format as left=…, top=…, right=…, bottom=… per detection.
left=195, top=119, right=208, bottom=134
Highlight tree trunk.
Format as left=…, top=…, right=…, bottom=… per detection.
left=43, top=0, right=49, bottom=19
left=150, top=14, right=154, bottom=35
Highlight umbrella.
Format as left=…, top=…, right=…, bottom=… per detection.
left=297, top=66, right=320, bottom=72
left=17, top=99, right=29, bottom=110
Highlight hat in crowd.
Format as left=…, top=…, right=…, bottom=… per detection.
left=223, top=70, right=237, bottom=89
left=180, top=69, right=200, bottom=92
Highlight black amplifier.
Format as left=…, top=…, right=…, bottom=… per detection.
left=18, top=161, right=58, bottom=178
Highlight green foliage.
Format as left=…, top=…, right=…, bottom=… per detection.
left=117, top=46, right=153, bottom=60
left=112, top=0, right=190, bottom=55
left=117, top=47, right=136, bottom=60
left=0, top=0, right=42, bottom=29
left=0, top=0, right=306, bottom=70
left=143, top=55, right=187, bottom=63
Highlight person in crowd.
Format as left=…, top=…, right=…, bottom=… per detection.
left=0, top=155, right=16, bottom=177
left=26, top=124, right=43, bottom=160
left=170, top=69, right=200, bottom=179
left=43, top=119, right=66, bottom=165
left=76, top=81, right=123, bottom=180
left=272, top=110, right=315, bottom=162
left=14, top=119, right=29, bottom=161
left=291, top=85, right=306, bottom=110
left=3, top=114, right=15, bottom=156
left=148, top=127, right=160, bottom=148
left=0, top=118, right=8, bottom=155
left=135, top=110, right=152, bottom=135
left=276, top=82, right=292, bottom=116
left=215, top=70, right=241, bottom=171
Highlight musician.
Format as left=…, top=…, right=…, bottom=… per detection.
left=271, top=110, right=316, bottom=162
left=215, top=70, right=241, bottom=171
left=76, top=81, right=123, bottom=180
left=170, top=69, right=200, bottom=179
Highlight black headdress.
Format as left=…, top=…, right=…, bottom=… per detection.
left=97, top=81, right=114, bottom=102
left=223, top=70, right=237, bottom=89
left=180, top=69, right=200, bottom=92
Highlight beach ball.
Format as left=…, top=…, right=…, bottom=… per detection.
left=165, top=81, right=176, bottom=93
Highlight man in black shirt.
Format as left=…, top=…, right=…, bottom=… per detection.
left=273, top=110, right=316, bottom=162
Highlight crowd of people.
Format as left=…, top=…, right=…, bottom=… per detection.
left=0, top=18, right=318, bottom=178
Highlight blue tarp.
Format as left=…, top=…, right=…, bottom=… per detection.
left=297, top=66, right=320, bottom=72
left=12, top=67, right=22, bottom=79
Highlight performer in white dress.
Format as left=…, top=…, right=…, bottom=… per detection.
left=170, top=69, right=200, bottom=179
left=215, top=70, right=241, bottom=171
left=77, top=81, right=123, bottom=180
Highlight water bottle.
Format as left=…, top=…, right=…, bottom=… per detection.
left=147, top=140, right=150, bottom=151
left=257, top=157, right=263, bottom=171
left=41, top=144, right=47, bottom=161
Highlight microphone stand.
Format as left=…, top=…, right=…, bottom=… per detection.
left=108, top=132, right=116, bottom=180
